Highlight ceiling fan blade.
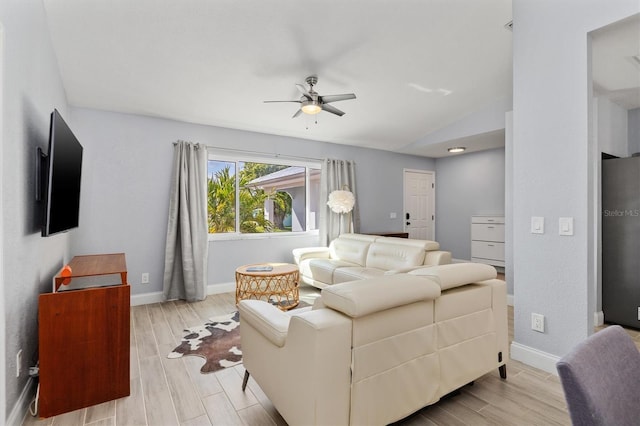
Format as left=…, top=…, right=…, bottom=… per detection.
left=292, top=109, right=302, bottom=118
left=296, top=84, right=312, bottom=100
left=264, top=100, right=302, bottom=103
left=321, top=103, right=345, bottom=116
left=319, top=93, right=356, bottom=104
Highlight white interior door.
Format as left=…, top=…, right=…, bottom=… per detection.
left=403, top=170, right=435, bottom=240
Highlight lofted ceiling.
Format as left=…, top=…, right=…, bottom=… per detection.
left=591, top=14, right=640, bottom=111
left=43, top=0, right=514, bottom=157
left=41, top=2, right=640, bottom=158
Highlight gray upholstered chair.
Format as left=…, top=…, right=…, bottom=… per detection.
left=556, top=325, right=640, bottom=426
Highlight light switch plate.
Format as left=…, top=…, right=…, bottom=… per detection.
left=531, top=216, right=544, bottom=234
left=559, top=217, right=574, bottom=236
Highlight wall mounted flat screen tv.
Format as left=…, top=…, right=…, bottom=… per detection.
left=41, top=109, right=83, bottom=237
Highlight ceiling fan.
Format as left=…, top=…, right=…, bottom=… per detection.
left=264, top=76, right=356, bottom=118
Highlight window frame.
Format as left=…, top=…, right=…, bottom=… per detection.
left=207, top=150, right=321, bottom=241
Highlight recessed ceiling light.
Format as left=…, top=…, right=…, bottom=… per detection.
left=448, top=147, right=466, bottom=153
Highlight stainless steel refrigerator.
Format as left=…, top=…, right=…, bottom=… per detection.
left=602, top=155, right=640, bottom=329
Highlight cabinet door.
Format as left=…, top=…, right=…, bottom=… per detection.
left=471, top=216, right=505, bottom=224
left=471, top=224, right=505, bottom=242
left=472, top=241, right=505, bottom=262
left=39, top=285, right=130, bottom=417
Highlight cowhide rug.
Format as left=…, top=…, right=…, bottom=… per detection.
left=168, top=302, right=309, bottom=374
left=168, top=311, right=243, bottom=374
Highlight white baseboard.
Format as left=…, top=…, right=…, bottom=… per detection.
left=8, top=377, right=36, bottom=426
left=594, top=311, right=604, bottom=327
left=208, top=282, right=236, bottom=295
left=510, top=342, right=560, bottom=375
left=130, top=282, right=236, bottom=306
left=130, top=291, right=164, bottom=306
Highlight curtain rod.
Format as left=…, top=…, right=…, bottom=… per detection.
left=181, top=142, right=324, bottom=162
left=172, top=141, right=355, bottom=164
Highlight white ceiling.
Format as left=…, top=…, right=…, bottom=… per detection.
left=41, top=1, right=638, bottom=158
left=43, top=0, right=513, bottom=157
left=591, top=14, right=640, bottom=110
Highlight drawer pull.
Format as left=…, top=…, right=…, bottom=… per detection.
left=487, top=226, right=495, bottom=229
left=488, top=244, right=495, bottom=247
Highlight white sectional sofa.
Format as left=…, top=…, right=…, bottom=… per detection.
left=293, top=233, right=452, bottom=288
left=239, top=262, right=508, bottom=426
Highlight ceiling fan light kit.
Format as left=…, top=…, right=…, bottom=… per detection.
left=265, top=75, right=356, bottom=120
left=301, top=100, right=322, bottom=115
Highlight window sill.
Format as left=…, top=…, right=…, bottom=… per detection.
left=208, top=229, right=319, bottom=242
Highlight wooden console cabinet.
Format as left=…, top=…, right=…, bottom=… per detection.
left=38, top=253, right=130, bottom=418
left=364, top=232, right=410, bottom=238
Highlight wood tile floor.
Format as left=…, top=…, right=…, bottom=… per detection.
left=22, top=285, right=640, bottom=426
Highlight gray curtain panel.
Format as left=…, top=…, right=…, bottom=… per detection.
left=319, top=158, right=358, bottom=246
left=163, top=141, right=209, bottom=302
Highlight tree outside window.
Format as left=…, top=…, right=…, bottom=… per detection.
left=207, top=159, right=319, bottom=234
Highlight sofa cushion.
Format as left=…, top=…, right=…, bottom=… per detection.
left=292, top=247, right=330, bottom=265
left=329, top=237, right=373, bottom=266
left=383, top=237, right=440, bottom=251
left=300, top=258, right=360, bottom=284
left=365, top=242, right=427, bottom=271
left=321, top=274, right=441, bottom=318
left=408, top=263, right=497, bottom=290
left=333, top=267, right=386, bottom=283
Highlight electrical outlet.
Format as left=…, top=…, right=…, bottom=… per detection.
left=141, top=273, right=150, bottom=284
left=531, top=313, right=545, bottom=333
left=16, top=350, right=22, bottom=377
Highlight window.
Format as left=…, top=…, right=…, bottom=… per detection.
left=207, top=153, right=320, bottom=237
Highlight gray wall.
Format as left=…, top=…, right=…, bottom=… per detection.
left=70, top=108, right=435, bottom=296
left=597, top=97, right=629, bottom=157
left=629, top=108, right=640, bottom=154
left=1, top=1, right=72, bottom=422
left=511, top=0, right=638, bottom=368
left=435, top=148, right=505, bottom=261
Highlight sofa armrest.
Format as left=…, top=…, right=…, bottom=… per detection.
left=292, top=247, right=330, bottom=265
left=239, top=302, right=353, bottom=426
left=424, top=250, right=452, bottom=265
left=238, top=300, right=292, bottom=347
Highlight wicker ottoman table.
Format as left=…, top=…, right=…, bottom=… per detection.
left=235, top=263, right=299, bottom=310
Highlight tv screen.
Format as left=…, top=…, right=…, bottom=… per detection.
left=42, top=109, right=83, bottom=237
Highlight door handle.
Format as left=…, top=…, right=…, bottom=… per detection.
left=406, top=212, right=410, bottom=220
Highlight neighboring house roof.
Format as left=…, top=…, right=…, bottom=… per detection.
left=246, top=166, right=320, bottom=191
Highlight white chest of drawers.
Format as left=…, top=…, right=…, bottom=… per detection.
left=471, top=216, right=505, bottom=267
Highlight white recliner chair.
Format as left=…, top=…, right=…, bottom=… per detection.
left=238, top=263, right=508, bottom=426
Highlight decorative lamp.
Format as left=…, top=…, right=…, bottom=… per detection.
left=327, top=189, right=355, bottom=214
left=327, top=189, right=355, bottom=235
